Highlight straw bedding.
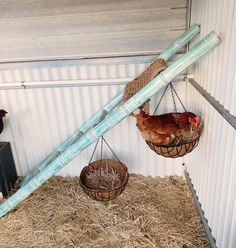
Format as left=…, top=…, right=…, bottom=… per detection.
left=85, top=167, right=121, bottom=190
left=0, top=175, right=209, bottom=248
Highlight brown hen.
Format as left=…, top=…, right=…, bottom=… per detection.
left=134, top=109, right=201, bottom=146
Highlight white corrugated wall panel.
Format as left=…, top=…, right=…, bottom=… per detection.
left=190, top=0, right=236, bottom=116
left=185, top=83, right=236, bottom=248
left=0, top=60, right=186, bottom=178
left=0, top=0, right=186, bottom=62
left=187, top=1, right=236, bottom=247
left=0, top=55, right=183, bottom=84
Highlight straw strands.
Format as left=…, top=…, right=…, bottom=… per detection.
left=0, top=175, right=209, bottom=248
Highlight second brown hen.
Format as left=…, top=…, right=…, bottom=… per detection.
left=134, top=109, right=201, bottom=146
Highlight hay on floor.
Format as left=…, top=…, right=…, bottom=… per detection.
left=0, top=175, right=209, bottom=248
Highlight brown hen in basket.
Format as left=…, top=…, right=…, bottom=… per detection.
left=134, top=109, right=202, bottom=145
left=129, top=78, right=203, bottom=158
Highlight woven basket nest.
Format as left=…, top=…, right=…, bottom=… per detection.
left=80, top=159, right=129, bottom=201
left=146, top=124, right=203, bottom=158
left=144, top=101, right=204, bottom=157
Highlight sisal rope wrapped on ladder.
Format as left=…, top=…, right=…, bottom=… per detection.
left=122, top=58, right=167, bottom=103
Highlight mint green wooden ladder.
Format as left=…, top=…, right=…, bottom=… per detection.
left=0, top=24, right=220, bottom=218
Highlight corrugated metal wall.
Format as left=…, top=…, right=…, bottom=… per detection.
left=185, top=83, right=236, bottom=248
left=0, top=56, right=183, bottom=85
left=186, top=1, right=236, bottom=247
left=0, top=0, right=187, bottom=178
left=0, top=57, right=186, bottom=177
left=190, top=0, right=236, bottom=116
left=0, top=0, right=186, bottom=62
left=1, top=1, right=235, bottom=247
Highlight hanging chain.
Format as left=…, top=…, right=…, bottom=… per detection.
left=153, top=83, right=170, bottom=115
left=88, top=136, right=122, bottom=164
left=100, top=137, right=104, bottom=178
left=172, top=86, right=187, bottom=112
left=103, top=138, right=122, bottom=163
left=170, top=83, right=177, bottom=112
left=153, top=82, right=187, bottom=115
left=100, top=136, right=104, bottom=160
left=88, top=138, right=100, bottom=164
left=170, top=83, right=184, bottom=143
left=152, top=82, right=187, bottom=145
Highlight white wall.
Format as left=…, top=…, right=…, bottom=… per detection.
left=187, top=1, right=236, bottom=247
left=190, top=0, right=236, bottom=116
left=0, top=0, right=187, bottom=177
left=0, top=57, right=186, bottom=177
left=0, top=1, right=235, bottom=247
left=0, top=0, right=186, bottom=62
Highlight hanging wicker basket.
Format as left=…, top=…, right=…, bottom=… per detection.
left=146, top=132, right=202, bottom=158
left=80, top=159, right=129, bottom=201
left=144, top=82, right=203, bottom=158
